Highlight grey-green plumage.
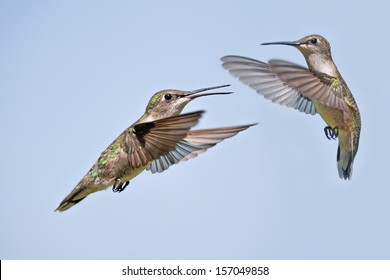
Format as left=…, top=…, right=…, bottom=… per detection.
left=56, top=85, right=255, bottom=212
left=221, top=34, right=361, bottom=180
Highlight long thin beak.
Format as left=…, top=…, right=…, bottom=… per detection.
left=261, top=40, right=301, bottom=46
left=184, top=84, right=233, bottom=99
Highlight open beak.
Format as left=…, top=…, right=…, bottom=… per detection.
left=184, top=84, right=233, bottom=99
left=261, top=40, right=301, bottom=46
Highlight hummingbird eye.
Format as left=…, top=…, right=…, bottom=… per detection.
left=164, top=94, right=172, bottom=101
left=310, top=38, right=318, bottom=45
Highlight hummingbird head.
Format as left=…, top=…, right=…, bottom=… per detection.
left=262, top=34, right=338, bottom=77
left=141, top=85, right=232, bottom=122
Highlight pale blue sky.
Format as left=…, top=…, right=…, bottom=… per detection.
left=1, top=0, right=389, bottom=259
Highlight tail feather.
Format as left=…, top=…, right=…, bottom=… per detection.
left=337, top=145, right=354, bottom=180
left=55, top=178, right=104, bottom=212
left=336, top=128, right=359, bottom=180
left=55, top=196, right=87, bottom=212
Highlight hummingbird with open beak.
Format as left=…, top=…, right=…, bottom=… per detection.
left=221, top=34, right=361, bottom=180
left=56, top=85, right=255, bottom=212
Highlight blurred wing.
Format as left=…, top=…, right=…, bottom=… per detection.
left=125, top=111, right=204, bottom=169
left=147, top=124, right=255, bottom=173
left=221, top=55, right=345, bottom=113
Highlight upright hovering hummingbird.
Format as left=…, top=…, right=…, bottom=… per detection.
left=221, top=34, right=361, bottom=180
left=56, top=85, right=255, bottom=212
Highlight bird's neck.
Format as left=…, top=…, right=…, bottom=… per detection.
left=137, top=113, right=157, bottom=123
left=137, top=108, right=181, bottom=124
left=306, top=53, right=340, bottom=78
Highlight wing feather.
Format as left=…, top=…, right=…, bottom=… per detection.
left=124, top=111, right=203, bottom=169
left=147, top=124, right=255, bottom=173
left=221, top=55, right=346, bottom=113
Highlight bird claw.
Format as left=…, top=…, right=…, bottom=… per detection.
left=324, top=126, right=338, bottom=140
left=112, top=178, right=130, bottom=193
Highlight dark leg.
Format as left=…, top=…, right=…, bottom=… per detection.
left=121, top=181, right=130, bottom=191
left=112, top=178, right=130, bottom=193
left=324, top=126, right=338, bottom=140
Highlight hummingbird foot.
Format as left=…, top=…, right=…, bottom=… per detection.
left=112, top=178, right=130, bottom=193
left=324, top=126, right=338, bottom=140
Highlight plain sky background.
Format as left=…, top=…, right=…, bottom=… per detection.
left=1, top=0, right=389, bottom=259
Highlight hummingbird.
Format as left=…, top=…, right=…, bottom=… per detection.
left=221, top=34, right=361, bottom=180
left=56, top=85, right=255, bottom=212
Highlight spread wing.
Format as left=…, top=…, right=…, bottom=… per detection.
left=124, top=111, right=204, bottom=169
left=146, top=124, right=255, bottom=173
left=221, top=55, right=346, bottom=113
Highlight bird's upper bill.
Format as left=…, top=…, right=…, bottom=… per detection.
left=261, top=34, right=328, bottom=49
left=184, top=84, right=233, bottom=99
left=261, top=40, right=301, bottom=47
